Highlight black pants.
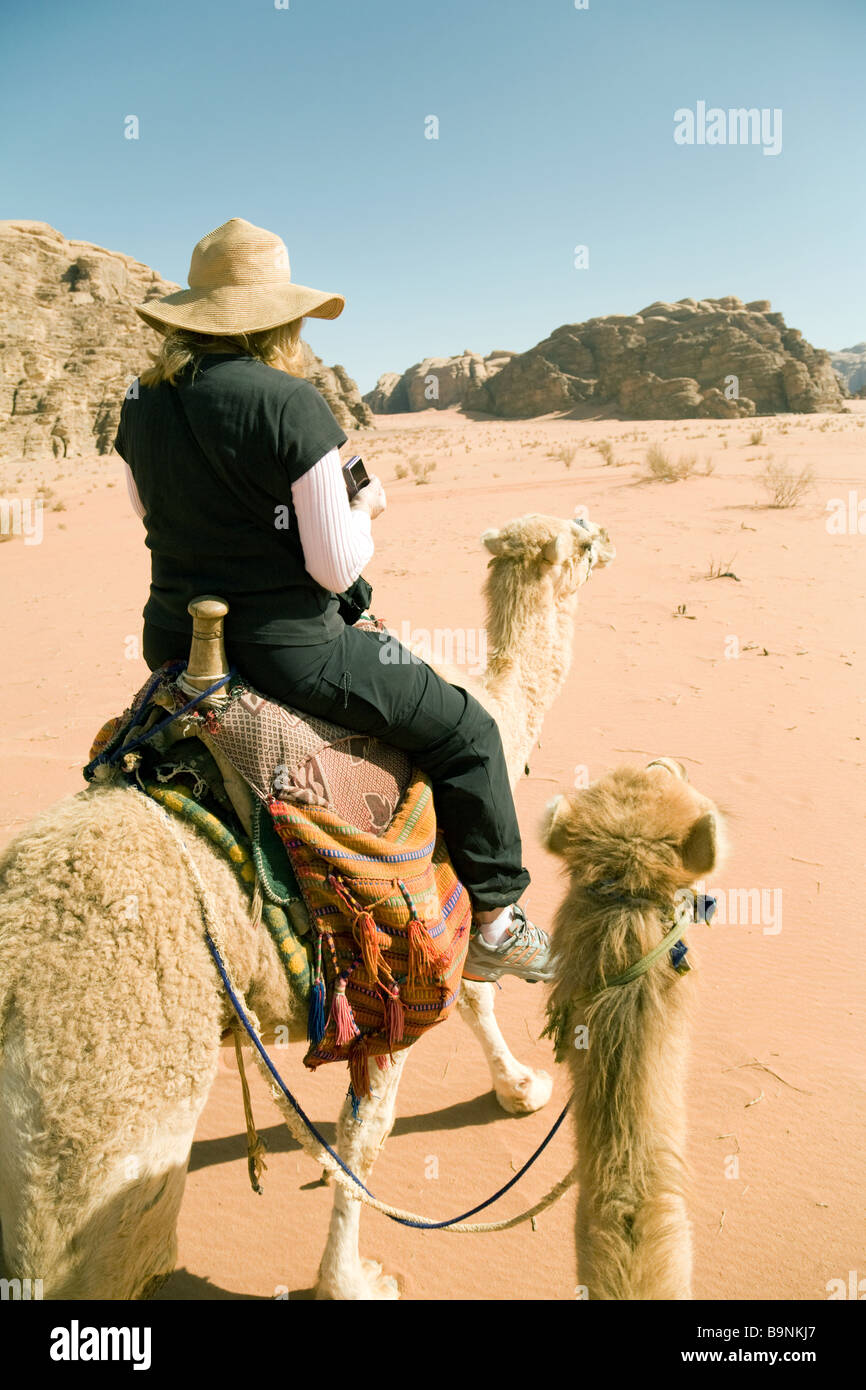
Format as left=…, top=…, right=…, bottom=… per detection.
left=144, top=621, right=530, bottom=913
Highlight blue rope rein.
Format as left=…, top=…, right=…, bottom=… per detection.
left=204, top=930, right=572, bottom=1231
left=99, top=662, right=573, bottom=1229
left=83, top=666, right=236, bottom=780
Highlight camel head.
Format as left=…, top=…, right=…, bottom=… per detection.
left=481, top=509, right=614, bottom=608
left=542, top=758, right=726, bottom=904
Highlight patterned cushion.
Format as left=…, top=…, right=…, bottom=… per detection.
left=204, top=688, right=412, bottom=837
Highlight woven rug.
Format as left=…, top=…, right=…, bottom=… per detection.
left=85, top=660, right=472, bottom=1096
left=270, top=773, right=472, bottom=1097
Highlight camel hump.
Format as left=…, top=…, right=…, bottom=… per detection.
left=180, top=594, right=230, bottom=704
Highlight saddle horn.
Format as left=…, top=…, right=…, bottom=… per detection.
left=177, top=595, right=231, bottom=708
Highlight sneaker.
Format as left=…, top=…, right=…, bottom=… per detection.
left=462, top=905, right=554, bottom=983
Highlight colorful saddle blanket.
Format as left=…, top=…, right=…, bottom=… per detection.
left=85, top=660, right=472, bottom=1097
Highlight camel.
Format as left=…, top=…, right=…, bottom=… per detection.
left=0, top=510, right=614, bottom=1301
left=542, top=757, right=725, bottom=1300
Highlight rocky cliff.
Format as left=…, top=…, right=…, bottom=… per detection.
left=830, top=343, right=866, bottom=395
left=0, top=220, right=370, bottom=463
left=364, top=348, right=515, bottom=413
left=366, top=298, right=843, bottom=419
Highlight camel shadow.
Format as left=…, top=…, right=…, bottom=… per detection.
left=189, top=1090, right=506, bottom=1173
left=152, top=1268, right=268, bottom=1300
left=152, top=1268, right=320, bottom=1300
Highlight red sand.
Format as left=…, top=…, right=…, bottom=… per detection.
left=2, top=407, right=864, bottom=1299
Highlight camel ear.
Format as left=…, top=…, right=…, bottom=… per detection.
left=680, top=812, right=717, bottom=874
left=542, top=530, right=571, bottom=566
left=542, top=795, right=571, bottom=856
left=482, top=528, right=508, bottom=556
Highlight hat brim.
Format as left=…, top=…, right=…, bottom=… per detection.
left=134, top=281, right=345, bottom=335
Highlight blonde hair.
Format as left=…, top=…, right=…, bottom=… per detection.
left=139, top=317, right=306, bottom=388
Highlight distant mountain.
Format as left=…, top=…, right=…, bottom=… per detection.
left=0, top=220, right=370, bottom=464
left=364, top=349, right=516, bottom=413
left=366, top=297, right=844, bottom=419
left=830, top=343, right=866, bottom=394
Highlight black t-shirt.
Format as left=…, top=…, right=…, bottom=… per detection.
left=115, top=353, right=348, bottom=645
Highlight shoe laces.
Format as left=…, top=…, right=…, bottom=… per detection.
left=507, top=904, right=543, bottom=948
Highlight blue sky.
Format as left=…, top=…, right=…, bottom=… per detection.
left=1, top=0, right=863, bottom=391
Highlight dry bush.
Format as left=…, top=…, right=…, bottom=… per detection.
left=645, top=446, right=697, bottom=482
left=759, top=459, right=814, bottom=508
left=705, top=556, right=738, bottom=580
left=595, top=439, right=615, bottom=465
left=394, top=461, right=409, bottom=479
left=411, top=457, right=436, bottom=485
left=549, top=444, right=577, bottom=467
left=749, top=428, right=764, bottom=446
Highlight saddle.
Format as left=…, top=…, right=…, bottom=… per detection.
left=85, top=598, right=472, bottom=1098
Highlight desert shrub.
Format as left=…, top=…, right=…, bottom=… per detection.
left=759, top=459, right=814, bottom=507
left=410, top=457, right=436, bottom=485
left=645, top=446, right=697, bottom=481
left=596, top=439, right=615, bottom=465
left=705, top=556, right=738, bottom=580
left=394, top=461, right=409, bottom=479
left=749, top=428, right=764, bottom=446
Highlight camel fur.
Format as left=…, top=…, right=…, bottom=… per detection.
left=542, top=758, right=725, bottom=1300
left=0, top=510, right=613, bottom=1300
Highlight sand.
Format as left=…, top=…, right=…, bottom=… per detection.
left=1, top=405, right=864, bottom=1300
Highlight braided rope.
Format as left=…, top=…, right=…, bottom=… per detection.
left=136, top=789, right=578, bottom=1233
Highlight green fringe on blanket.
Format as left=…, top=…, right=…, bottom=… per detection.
left=142, top=781, right=313, bottom=1000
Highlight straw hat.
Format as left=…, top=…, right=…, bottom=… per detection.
left=134, top=217, right=344, bottom=335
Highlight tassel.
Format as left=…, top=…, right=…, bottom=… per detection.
left=349, top=1035, right=371, bottom=1099
left=348, top=1083, right=362, bottom=1122
left=307, top=976, right=327, bottom=1047
left=307, top=938, right=327, bottom=1047
left=331, top=975, right=360, bottom=1046
left=397, top=877, right=442, bottom=984
left=408, top=914, right=441, bottom=982
left=376, top=1054, right=391, bottom=1072
left=354, top=909, right=382, bottom=982
left=232, top=1027, right=268, bottom=1195
left=383, top=983, right=405, bottom=1048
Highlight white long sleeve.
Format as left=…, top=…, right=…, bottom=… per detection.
left=291, top=448, right=374, bottom=593
left=125, top=461, right=145, bottom=519
left=124, top=449, right=373, bottom=594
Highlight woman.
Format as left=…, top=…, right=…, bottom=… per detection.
left=116, top=217, right=551, bottom=983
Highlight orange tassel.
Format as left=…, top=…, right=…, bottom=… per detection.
left=331, top=977, right=360, bottom=1046
left=408, top=915, right=441, bottom=982
left=349, top=1035, right=371, bottom=1098
left=383, top=984, right=404, bottom=1047
left=354, top=909, right=382, bottom=982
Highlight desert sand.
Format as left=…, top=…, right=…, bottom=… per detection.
left=1, top=405, right=864, bottom=1300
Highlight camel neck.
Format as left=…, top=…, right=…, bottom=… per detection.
left=484, top=593, right=575, bottom=770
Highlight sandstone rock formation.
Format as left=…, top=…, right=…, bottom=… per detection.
left=0, top=220, right=370, bottom=463
left=367, top=298, right=843, bottom=419
left=298, top=346, right=373, bottom=431
left=830, top=343, right=866, bottom=395
left=364, top=348, right=515, bottom=413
